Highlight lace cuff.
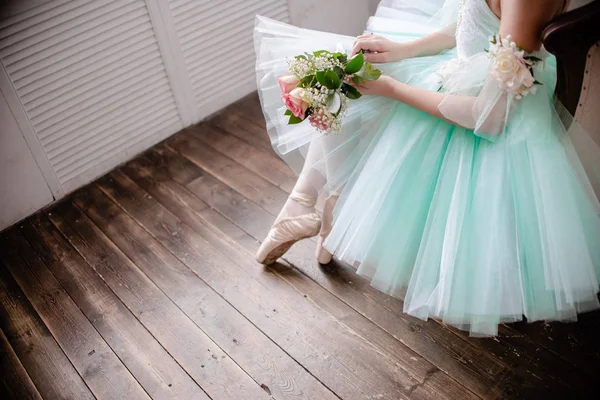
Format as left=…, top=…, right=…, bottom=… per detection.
left=437, top=34, right=543, bottom=141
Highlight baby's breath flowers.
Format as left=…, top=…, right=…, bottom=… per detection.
left=278, top=49, right=381, bottom=135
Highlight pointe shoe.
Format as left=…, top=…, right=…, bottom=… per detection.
left=316, top=235, right=333, bottom=265
left=315, top=194, right=339, bottom=265
left=256, top=191, right=321, bottom=265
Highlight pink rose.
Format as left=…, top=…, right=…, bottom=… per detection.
left=282, top=87, right=309, bottom=119
left=277, top=74, right=300, bottom=94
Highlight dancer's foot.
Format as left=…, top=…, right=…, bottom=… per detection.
left=315, top=194, right=339, bottom=264
left=256, top=191, right=321, bottom=265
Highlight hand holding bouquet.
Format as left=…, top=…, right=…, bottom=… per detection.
left=278, top=50, right=382, bottom=135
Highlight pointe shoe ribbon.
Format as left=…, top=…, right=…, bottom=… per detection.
left=256, top=191, right=321, bottom=265
left=315, top=194, right=339, bottom=265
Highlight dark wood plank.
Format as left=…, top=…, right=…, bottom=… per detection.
left=1, top=229, right=150, bottom=400
left=237, top=93, right=268, bottom=128
left=0, top=258, right=94, bottom=399
left=213, top=97, right=600, bottom=392
left=97, top=167, right=473, bottom=400
left=132, top=149, right=484, bottom=399
left=168, top=131, right=289, bottom=216
left=0, top=328, right=42, bottom=400
left=210, top=108, right=278, bottom=153
left=165, top=129, right=597, bottom=398
left=48, top=200, right=270, bottom=400
left=149, top=145, right=509, bottom=398
left=230, top=95, right=600, bottom=380
left=90, top=173, right=338, bottom=400
left=190, top=123, right=296, bottom=193
left=21, top=215, right=209, bottom=400
left=510, top=312, right=600, bottom=376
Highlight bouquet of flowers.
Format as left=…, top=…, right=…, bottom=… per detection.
left=278, top=50, right=382, bottom=135
left=487, top=34, right=543, bottom=99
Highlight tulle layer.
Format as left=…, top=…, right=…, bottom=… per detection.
left=324, top=102, right=600, bottom=336
left=254, top=12, right=600, bottom=336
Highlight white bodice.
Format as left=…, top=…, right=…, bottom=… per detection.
left=455, top=0, right=500, bottom=60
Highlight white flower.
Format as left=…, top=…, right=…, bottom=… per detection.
left=488, top=34, right=541, bottom=99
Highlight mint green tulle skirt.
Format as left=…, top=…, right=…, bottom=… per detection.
left=254, top=10, right=600, bottom=336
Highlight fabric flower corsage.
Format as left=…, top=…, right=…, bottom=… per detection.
left=488, top=34, right=543, bottom=99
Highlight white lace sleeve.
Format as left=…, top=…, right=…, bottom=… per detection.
left=436, top=34, right=543, bottom=141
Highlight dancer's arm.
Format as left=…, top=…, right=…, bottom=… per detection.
left=356, top=0, right=564, bottom=134
left=351, top=24, right=457, bottom=63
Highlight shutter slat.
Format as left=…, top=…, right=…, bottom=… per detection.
left=17, top=29, right=155, bottom=96
left=56, top=104, right=178, bottom=179
left=0, top=0, right=80, bottom=31
left=24, top=40, right=159, bottom=111
left=194, top=66, right=255, bottom=101
left=0, top=0, right=120, bottom=49
left=174, top=0, right=254, bottom=33
left=50, top=91, right=175, bottom=165
left=178, top=0, right=278, bottom=45
left=45, top=87, right=174, bottom=160
left=183, top=8, right=288, bottom=66
left=168, top=0, right=289, bottom=121
left=5, top=5, right=148, bottom=76
left=38, top=68, right=169, bottom=140
left=170, top=0, right=212, bottom=22
left=30, top=55, right=163, bottom=122
left=60, top=116, right=181, bottom=190
left=0, top=0, right=181, bottom=188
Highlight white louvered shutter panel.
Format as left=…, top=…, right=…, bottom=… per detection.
left=0, top=0, right=183, bottom=193
left=168, top=0, right=290, bottom=121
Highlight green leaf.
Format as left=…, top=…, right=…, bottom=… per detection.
left=295, top=55, right=307, bottom=60
left=314, top=50, right=331, bottom=57
left=288, top=115, right=303, bottom=124
left=345, top=51, right=364, bottom=74
left=341, top=82, right=362, bottom=100
left=524, top=55, right=543, bottom=63
left=284, top=109, right=292, bottom=116
left=299, top=75, right=316, bottom=88
left=352, top=75, right=363, bottom=85
left=316, top=70, right=341, bottom=90
left=326, top=70, right=341, bottom=89
left=333, top=66, right=345, bottom=79
left=355, top=62, right=382, bottom=81
left=333, top=52, right=348, bottom=63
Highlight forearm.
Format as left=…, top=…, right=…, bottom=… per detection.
left=396, top=24, right=457, bottom=59
left=385, top=80, right=482, bottom=130
left=387, top=81, right=454, bottom=123
left=384, top=80, right=506, bottom=135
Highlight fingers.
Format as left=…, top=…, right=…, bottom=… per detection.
left=351, top=36, right=389, bottom=56
left=363, top=52, right=388, bottom=63
left=357, top=32, right=375, bottom=39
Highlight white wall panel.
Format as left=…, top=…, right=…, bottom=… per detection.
left=0, top=0, right=183, bottom=198
left=288, top=0, right=379, bottom=35
left=168, top=0, right=290, bottom=122
left=0, top=89, right=53, bottom=230
left=1, top=0, right=388, bottom=229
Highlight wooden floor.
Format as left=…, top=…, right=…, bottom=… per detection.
left=1, top=94, right=600, bottom=400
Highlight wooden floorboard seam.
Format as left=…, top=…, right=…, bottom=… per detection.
left=89, top=184, right=343, bottom=400
left=22, top=215, right=212, bottom=400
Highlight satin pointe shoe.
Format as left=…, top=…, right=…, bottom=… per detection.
left=256, top=191, right=321, bottom=265
left=315, top=194, right=339, bottom=265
